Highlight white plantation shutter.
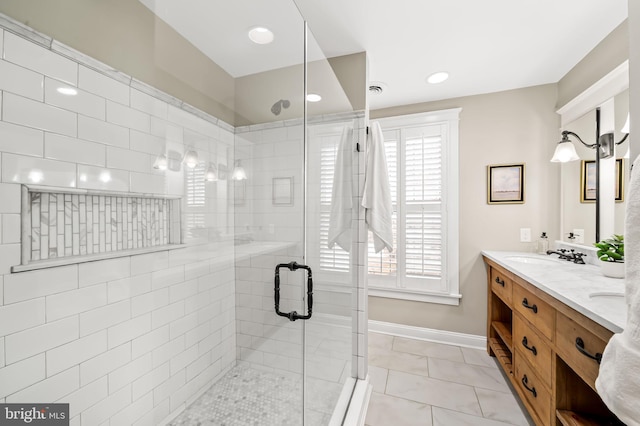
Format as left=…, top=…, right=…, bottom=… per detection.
left=186, top=164, right=206, bottom=207
left=369, top=110, right=460, bottom=305
left=405, top=134, right=442, bottom=280
left=185, top=164, right=206, bottom=240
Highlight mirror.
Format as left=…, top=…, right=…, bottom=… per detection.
left=560, top=88, right=629, bottom=246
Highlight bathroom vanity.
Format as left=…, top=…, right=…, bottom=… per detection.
left=482, top=251, right=626, bottom=426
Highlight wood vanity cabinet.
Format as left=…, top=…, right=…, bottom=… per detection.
left=484, top=257, right=623, bottom=426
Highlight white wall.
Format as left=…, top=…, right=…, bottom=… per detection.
left=0, top=28, right=237, bottom=426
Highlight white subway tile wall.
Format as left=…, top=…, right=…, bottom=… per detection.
left=0, top=27, right=237, bottom=426
left=231, top=116, right=366, bottom=424
left=0, top=19, right=367, bottom=426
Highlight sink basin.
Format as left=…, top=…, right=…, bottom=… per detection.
left=504, top=255, right=560, bottom=265
left=589, top=292, right=626, bottom=310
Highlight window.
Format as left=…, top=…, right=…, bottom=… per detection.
left=185, top=163, right=207, bottom=240
left=369, top=109, right=460, bottom=304
left=314, top=110, right=460, bottom=305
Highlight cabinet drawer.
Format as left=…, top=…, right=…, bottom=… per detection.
left=513, top=284, right=555, bottom=341
left=490, top=267, right=512, bottom=305
left=513, top=313, right=552, bottom=387
left=514, top=351, right=551, bottom=426
left=556, top=311, right=609, bottom=390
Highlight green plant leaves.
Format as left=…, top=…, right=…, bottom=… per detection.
left=594, top=234, right=624, bottom=262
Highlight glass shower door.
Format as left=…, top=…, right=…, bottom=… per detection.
left=232, top=7, right=364, bottom=425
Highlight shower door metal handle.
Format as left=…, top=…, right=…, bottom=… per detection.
left=274, top=261, right=313, bottom=321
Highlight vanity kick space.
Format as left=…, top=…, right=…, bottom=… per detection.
left=483, top=251, right=625, bottom=426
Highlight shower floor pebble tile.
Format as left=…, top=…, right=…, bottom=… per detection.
left=168, top=365, right=302, bottom=426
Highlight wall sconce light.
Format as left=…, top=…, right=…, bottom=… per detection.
left=153, top=154, right=168, bottom=171
left=551, top=113, right=629, bottom=163
left=183, top=150, right=199, bottom=169
left=622, top=113, right=630, bottom=134
left=205, top=163, right=218, bottom=181
left=231, top=161, right=247, bottom=181
left=550, top=131, right=615, bottom=162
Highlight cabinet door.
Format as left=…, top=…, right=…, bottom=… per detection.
left=490, top=267, right=513, bottom=305
left=513, top=283, right=555, bottom=341
left=556, top=311, right=610, bottom=390
left=514, top=351, right=552, bottom=426
left=513, top=313, right=552, bottom=386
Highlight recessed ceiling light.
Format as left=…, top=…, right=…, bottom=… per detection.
left=306, top=93, right=322, bottom=102
left=248, top=27, right=274, bottom=45
left=57, top=87, right=78, bottom=96
left=427, top=72, right=449, bottom=84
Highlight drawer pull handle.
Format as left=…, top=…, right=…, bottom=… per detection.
left=575, top=337, right=602, bottom=365
left=494, top=277, right=505, bottom=287
left=521, top=336, right=538, bottom=356
left=521, top=375, right=537, bottom=398
left=521, top=298, right=538, bottom=314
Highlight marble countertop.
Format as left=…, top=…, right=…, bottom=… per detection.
left=482, top=251, right=626, bottom=333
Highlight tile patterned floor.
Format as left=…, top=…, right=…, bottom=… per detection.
left=365, top=332, right=534, bottom=426
left=168, top=365, right=304, bottom=426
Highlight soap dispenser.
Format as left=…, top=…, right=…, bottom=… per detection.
left=538, top=232, right=549, bottom=254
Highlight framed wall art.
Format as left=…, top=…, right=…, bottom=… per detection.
left=272, top=177, right=293, bottom=205
left=580, top=159, right=624, bottom=203
left=487, top=163, right=525, bottom=204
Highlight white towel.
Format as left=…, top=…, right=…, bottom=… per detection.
left=362, top=121, right=393, bottom=253
left=327, top=126, right=353, bottom=252
left=596, top=153, right=640, bottom=425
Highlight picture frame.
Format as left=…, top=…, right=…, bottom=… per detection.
left=272, top=177, right=293, bottom=205
left=487, top=163, right=525, bottom=204
left=580, top=159, right=624, bottom=203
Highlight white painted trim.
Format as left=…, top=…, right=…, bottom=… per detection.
left=368, top=320, right=486, bottom=350
left=369, top=287, right=461, bottom=305
left=557, top=60, right=629, bottom=127
left=341, top=377, right=372, bottom=426
left=375, top=108, right=462, bottom=128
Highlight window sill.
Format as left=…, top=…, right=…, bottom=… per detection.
left=11, top=244, right=187, bottom=273
left=368, top=287, right=461, bottom=306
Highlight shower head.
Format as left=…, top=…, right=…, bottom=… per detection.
left=270, top=99, right=290, bottom=116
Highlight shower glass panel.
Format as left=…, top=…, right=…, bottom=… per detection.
left=233, top=11, right=363, bottom=426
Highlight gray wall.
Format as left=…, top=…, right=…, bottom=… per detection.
left=557, top=20, right=628, bottom=110
left=370, top=84, right=560, bottom=335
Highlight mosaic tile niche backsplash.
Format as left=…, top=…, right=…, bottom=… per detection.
left=24, top=187, right=181, bottom=266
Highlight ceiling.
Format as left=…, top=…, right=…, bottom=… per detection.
left=139, top=0, right=628, bottom=111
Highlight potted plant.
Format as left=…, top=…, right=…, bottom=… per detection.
left=594, top=234, right=625, bottom=278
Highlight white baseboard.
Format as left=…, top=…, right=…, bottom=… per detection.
left=368, top=320, right=486, bottom=350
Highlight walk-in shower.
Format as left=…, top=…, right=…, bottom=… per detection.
left=0, top=0, right=368, bottom=425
